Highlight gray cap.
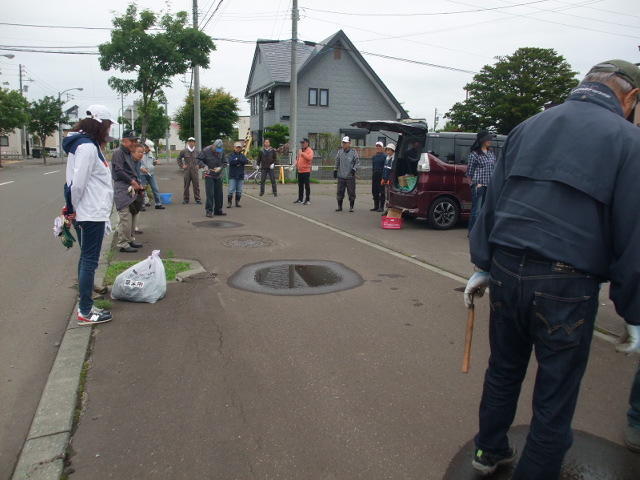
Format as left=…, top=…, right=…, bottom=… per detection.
left=213, top=139, right=224, bottom=148
left=588, top=59, right=640, bottom=89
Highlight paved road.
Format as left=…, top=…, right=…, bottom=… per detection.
left=69, top=166, right=638, bottom=479
left=0, top=163, right=78, bottom=478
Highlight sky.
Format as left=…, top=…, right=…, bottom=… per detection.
left=0, top=0, right=638, bottom=132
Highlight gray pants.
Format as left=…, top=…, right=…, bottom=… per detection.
left=116, top=207, right=138, bottom=248
left=337, top=176, right=356, bottom=203
left=260, top=168, right=277, bottom=195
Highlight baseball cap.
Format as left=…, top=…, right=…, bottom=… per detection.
left=342, top=136, right=350, bottom=143
left=385, top=143, right=396, bottom=151
left=121, top=130, right=139, bottom=140
left=588, top=60, right=640, bottom=89
left=300, top=138, right=309, bottom=144
left=233, top=141, right=243, bottom=148
left=187, top=136, right=196, bottom=141
left=85, top=105, right=116, bottom=124
left=144, top=139, right=154, bottom=148
left=375, top=141, right=384, bottom=147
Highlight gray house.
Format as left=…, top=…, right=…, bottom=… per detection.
left=245, top=30, right=408, bottom=153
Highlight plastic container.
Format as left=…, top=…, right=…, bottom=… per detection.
left=159, top=193, right=173, bottom=204
left=381, top=216, right=403, bottom=229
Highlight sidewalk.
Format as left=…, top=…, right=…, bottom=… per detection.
left=68, top=165, right=638, bottom=479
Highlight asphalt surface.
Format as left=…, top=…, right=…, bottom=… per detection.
left=68, top=166, right=638, bottom=479
left=0, top=161, right=78, bottom=478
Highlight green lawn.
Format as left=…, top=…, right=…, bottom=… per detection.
left=104, top=259, right=191, bottom=285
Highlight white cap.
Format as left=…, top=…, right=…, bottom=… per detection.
left=85, top=105, right=116, bottom=123
left=234, top=141, right=243, bottom=148
left=341, top=136, right=350, bottom=143
left=385, top=143, right=396, bottom=151
left=144, top=139, right=154, bottom=148
left=187, top=137, right=196, bottom=141
left=375, top=141, right=384, bottom=147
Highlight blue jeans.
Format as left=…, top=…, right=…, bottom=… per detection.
left=77, top=221, right=105, bottom=316
left=469, top=184, right=487, bottom=232
left=628, top=362, right=640, bottom=428
left=228, top=178, right=244, bottom=195
left=143, top=174, right=161, bottom=205
left=476, top=248, right=600, bottom=480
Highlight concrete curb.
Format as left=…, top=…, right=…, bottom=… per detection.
left=173, top=258, right=206, bottom=282
left=11, top=213, right=117, bottom=480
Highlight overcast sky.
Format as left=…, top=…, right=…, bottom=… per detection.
left=1, top=0, right=638, bottom=131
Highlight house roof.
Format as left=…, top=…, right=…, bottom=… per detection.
left=245, top=30, right=408, bottom=119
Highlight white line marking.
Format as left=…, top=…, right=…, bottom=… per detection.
left=43, top=170, right=60, bottom=175
left=0, top=181, right=15, bottom=186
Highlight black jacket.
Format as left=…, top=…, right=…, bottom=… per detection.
left=371, top=152, right=386, bottom=172
left=257, top=148, right=277, bottom=169
left=198, top=147, right=227, bottom=179
left=228, top=152, right=249, bottom=179
left=470, top=82, right=640, bottom=325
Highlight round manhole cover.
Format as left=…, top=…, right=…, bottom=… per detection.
left=223, top=235, right=274, bottom=248
left=444, top=425, right=640, bottom=480
left=228, top=260, right=363, bottom=295
left=192, top=220, right=243, bottom=229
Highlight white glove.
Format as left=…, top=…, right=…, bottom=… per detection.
left=270, top=164, right=275, bottom=170
left=464, top=271, right=490, bottom=308
left=616, top=325, right=640, bottom=354
left=214, top=167, right=222, bottom=173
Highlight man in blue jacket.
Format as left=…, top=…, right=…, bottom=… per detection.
left=227, top=141, right=249, bottom=208
left=463, top=60, right=640, bottom=479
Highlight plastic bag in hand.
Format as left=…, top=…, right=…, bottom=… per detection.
left=111, top=250, right=166, bottom=303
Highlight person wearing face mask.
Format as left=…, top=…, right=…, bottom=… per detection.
left=370, top=141, right=387, bottom=212
left=198, top=139, right=228, bottom=217
left=462, top=60, right=640, bottom=479
left=178, top=137, right=201, bottom=205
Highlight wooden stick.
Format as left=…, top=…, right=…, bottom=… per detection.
left=462, top=303, right=475, bottom=373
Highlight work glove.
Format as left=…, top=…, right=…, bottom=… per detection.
left=270, top=164, right=274, bottom=170
left=616, top=325, right=640, bottom=354
left=464, top=271, right=490, bottom=308
left=333, top=170, right=338, bottom=179
left=214, top=167, right=222, bottom=173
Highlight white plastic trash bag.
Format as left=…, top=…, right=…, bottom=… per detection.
left=111, top=250, right=166, bottom=303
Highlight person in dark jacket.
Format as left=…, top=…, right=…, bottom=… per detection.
left=177, top=137, right=201, bottom=204
left=463, top=60, right=640, bottom=479
left=370, top=141, right=386, bottom=212
left=227, top=142, right=249, bottom=208
left=198, top=139, right=228, bottom=217
left=257, top=138, right=278, bottom=197
left=111, top=130, right=144, bottom=252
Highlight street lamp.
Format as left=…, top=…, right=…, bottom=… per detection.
left=58, top=87, right=83, bottom=156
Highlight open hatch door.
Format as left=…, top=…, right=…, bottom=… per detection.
left=350, top=120, right=428, bottom=137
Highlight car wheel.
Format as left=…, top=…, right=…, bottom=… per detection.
left=428, top=197, right=459, bottom=230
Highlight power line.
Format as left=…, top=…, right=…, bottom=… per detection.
left=200, top=0, right=224, bottom=31
left=0, top=47, right=98, bottom=54
left=302, top=0, right=552, bottom=17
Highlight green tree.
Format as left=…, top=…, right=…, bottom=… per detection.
left=28, top=96, right=66, bottom=166
left=445, top=48, right=578, bottom=134
left=98, top=3, right=214, bottom=139
left=263, top=123, right=289, bottom=148
left=0, top=88, right=29, bottom=167
left=315, top=133, right=342, bottom=165
left=175, top=87, right=239, bottom=144
left=133, top=99, right=170, bottom=144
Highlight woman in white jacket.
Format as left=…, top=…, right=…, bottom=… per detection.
left=63, top=105, right=115, bottom=325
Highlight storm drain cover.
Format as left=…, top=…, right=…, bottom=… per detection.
left=192, top=220, right=243, bottom=229
left=228, top=260, right=363, bottom=295
left=223, top=235, right=274, bottom=248
left=444, top=425, right=640, bottom=480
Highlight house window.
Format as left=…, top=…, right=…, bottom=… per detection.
left=308, top=88, right=318, bottom=106
left=250, top=96, right=256, bottom=115
left=265, top=90, right=275, bottom=111
left=170, top=144, right=176, bottom=151
left=0, top=136, right=8, bottom=147
left=319, top=89, right=329, bottom=107
left=354, top=137, right=366, bottom=147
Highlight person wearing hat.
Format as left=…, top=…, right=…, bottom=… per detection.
left=62, top=105, right=115, bottom=325
left=140, top=139, right=165, bottom=210
left=370, top=141, right=387, bottom=212
left=177, top=137, right=201, bottom=205
left=111, top=129, right=144, bottom=253
left=463, top=60, right=640, bottom=478
left=333, top=136, right=359, bottom=212
left=381, top=143, right=396, bottom=214
left=466, top=130, right=496, bottom=231
left=257, top=138, right=278, bottom=197
left=227, top=141, right=249, bottom=208
left=198, top=139, right=228, bottom=216
left=294, top=138, right=314, bottom=205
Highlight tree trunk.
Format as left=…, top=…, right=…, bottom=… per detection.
left=0, top=142, right=3, bottom=168
left=41, top=136, right=47, bottom=166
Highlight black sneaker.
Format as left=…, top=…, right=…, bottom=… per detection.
left=214, top=211, right=227, bottom=216
left=471, top=447, right=517, bottom=476
left=119, top=246, right=138, bottom=253
left=182, top=200, right=189, bottom=204
left=155, top=205, right=165, bottom=209
left=78, top=308, right=112, bottom=326
left=293, top=199, right=302, bottom=204
left=195, top=200, right=202, bottom=204
left=303, top=200, right=311, bottom=205
left=130, top=241, right=143, bottom=248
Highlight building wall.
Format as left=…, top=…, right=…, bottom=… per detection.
left=247, top=49, right=273, bottom=95
left=0, top=129, right=22, bottom=156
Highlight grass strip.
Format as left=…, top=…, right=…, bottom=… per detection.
left=104, top=259, right=191, bottom=285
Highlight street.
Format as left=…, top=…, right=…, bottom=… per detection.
left=54, top=165, right=637, bottom=479
left=0, top=160, right=78, bottom=479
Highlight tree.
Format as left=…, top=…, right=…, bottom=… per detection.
left=263, top=123, right=289, bottom=148
left=133, top=99, right=170, bottom=144
left=315, top=133, right=342, bottom=165
left=175, top=87, right=239, bottom=144
left=98, top=3, right=214, bottom=139
left=0, top=88, right=29, bottom=167
left=445, top=48, right=578, bottom=134
left=28, top=96, right=66, bottom=166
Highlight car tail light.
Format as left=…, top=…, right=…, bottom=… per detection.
left=418, top=153, right=430, bottom=172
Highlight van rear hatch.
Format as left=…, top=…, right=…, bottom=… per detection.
left=350, top=120, right=427, bottom=136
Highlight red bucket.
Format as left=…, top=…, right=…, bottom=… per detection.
left=381, top=216, right=403, bottom=229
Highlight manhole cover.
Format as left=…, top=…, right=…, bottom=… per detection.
left=228, top=260, right=363, bottom=295
left=444, top=425, right=640, bottom=480
left=192, top=220, right=243, bottom=229
left=223, top=235, right=273, bottom=248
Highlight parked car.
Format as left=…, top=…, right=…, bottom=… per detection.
left=351, top=121, right=506, bottom=229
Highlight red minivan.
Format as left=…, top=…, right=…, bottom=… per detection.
left=352, top=121, right=506, bottom=230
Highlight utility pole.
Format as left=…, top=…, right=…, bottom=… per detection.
left=289, top=0, right=299, bottom=166
left=192, top=0, right=202, bottom=150
left=165, top=100, right=170, bottom=163
left=18, top=64, right=26, bottom=157
left=433, top=108, right=438, bottom=132
left=119, top=93, right=124, bottom=140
